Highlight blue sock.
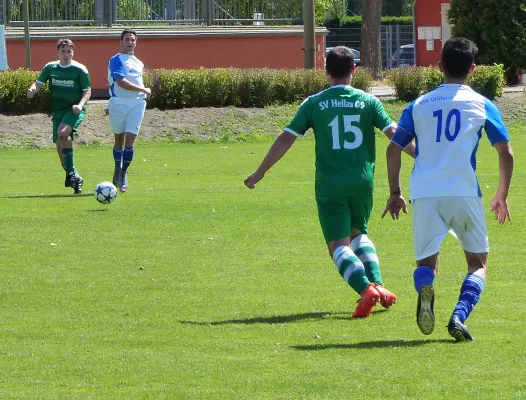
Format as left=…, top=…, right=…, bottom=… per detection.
left=122, top=147, right=135, bottom=173
left=113, top=147, right=123, bottom=169
left=453, top=273, right=485, bottom=323
left=413, top=266, right=435, bottom=292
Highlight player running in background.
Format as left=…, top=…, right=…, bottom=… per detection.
left=383, top=37, right=514, bottom=341
left=27, top=38, right=91, bottom=194
left=107, top=28, right=151, bottom=193
left=245, top=46, right=415, bottom=318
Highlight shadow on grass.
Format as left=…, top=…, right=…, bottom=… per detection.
left=2, top=193, right=92, bottom=199
left=179, top=311, right=351, bottom=326
left=291, top=339, right=452, bottom=351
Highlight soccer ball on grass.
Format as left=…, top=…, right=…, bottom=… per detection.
left=94, top=181, right=118, bottom=204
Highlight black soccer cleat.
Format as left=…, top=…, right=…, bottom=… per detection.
left=113, top=165, right=121, bottom=188
left=65, top=173, right=75, bottom=188
left=417, top=284, right=435, bottom=335
left=74, top=175, right=83, bottom=195
left=119, top=172, right=128, bottom=193
left=447, top=315, right=475, bottom=342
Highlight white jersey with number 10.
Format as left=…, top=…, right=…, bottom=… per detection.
left=391, top=84, right=509, bottom=200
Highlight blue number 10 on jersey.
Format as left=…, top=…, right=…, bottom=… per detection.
left=433, top=108, right=461, bottom=142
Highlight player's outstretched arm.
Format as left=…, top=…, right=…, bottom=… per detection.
left=244, top=131, right=297, bottom=189
left=490, top=141, right=514, bottom=224
left=382, top=142, right=407, bottom=219
left=73, top=88, right=92, bottom=115
left=115, top=77, right=150, bottom=96
left=27, top=81, right=44, bottom=98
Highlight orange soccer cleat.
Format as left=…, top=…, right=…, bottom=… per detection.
left=374, top=283, right=397, bottom=309
left=352, top=284, right=380, bottom=318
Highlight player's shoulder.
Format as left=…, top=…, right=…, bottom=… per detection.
left=42, top=60, right=59, bottom=69
left=109, top=53, right=123, bottom=62
left=70, top=60, right=89, bottom=74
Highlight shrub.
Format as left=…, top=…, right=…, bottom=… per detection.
left=326, top=15, right=413, bottom=28
left=386, top=67, right=424, bottom=102
left=146, top=68, right=373, bottom=109
left=387, top=64, right=504, bottom=101
left=421, top=66, right=443, bottom=94
left=0, top=69, right=50, bottom=112
left=468, top=64, right=505, bottom=99
left=1, top=67, right=374, bottom=112
left=353, top=67, right=374, bottom=93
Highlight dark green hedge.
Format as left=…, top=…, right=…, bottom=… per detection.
left=386, top=64, right=505, bottom=101
left=0, top=67, right=374, bottom=111
left=325, top=16, right=413, bottom=29
left=0, top=69, right=51, bottom=112
left=144, top=67, right=373, bottom=109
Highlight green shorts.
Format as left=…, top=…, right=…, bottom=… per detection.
left=51, top=109, right=86, bottom=142
left=316, top=193, right=373, bottom=243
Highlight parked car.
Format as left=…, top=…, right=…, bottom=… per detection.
left=325, top=47, right=361, bottom=66
left=391, top=44, right=414, bottom=68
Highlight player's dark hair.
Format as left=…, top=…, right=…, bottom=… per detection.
left=57, top=38, right=74, bottom=50
left=441, top=37, right=478, bottom=79
left=121, top=28, right=137, bottom=41
left=325, top=46, right=355, bottom=79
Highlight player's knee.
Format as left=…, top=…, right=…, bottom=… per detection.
left=58, top=126, right=72, bottom=140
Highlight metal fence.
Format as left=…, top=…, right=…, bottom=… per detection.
left=0, top=0, right=302, bottom=26
left=326, top=25, right=414, bottom=69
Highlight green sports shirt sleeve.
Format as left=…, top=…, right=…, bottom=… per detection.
left=284, top=98, right=312, bottom=137
left=36, top=64, right=50, bottom=84
left=371, top=95, right=394, bottom=131
left=79, top=68, right=91, bottom=91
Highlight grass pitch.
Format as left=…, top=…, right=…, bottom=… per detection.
left=0, top=123, right=525, bottom=399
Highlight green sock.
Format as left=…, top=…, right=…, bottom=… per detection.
left=62, top=164, right=67, bottom=172
left=62, top=148, right=77, bottom=175
left=351, top=234, right=383, bottom=285
left=333, top=245, right=370, bottom=294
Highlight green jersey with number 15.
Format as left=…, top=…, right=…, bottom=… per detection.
left=284, top=85, right=394, bottom=197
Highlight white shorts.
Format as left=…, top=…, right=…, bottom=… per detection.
left=412, top=196, right=489, bottom=260
left=108, top=97, right=146, bottom=135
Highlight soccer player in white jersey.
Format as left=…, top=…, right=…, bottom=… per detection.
left=108, top=29, right=151, bottom=192
left=382, top=37, right=514, bottom=341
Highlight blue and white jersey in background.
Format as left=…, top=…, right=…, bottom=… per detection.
left=108, top=53, right=145, bottom=100
left=392, top=84, right=509, bottom=200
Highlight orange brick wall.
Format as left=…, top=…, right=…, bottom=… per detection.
left=6, top=32, right=327, bottom=94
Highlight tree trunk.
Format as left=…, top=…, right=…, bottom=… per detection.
left=360, top=0, right=384, bottom=80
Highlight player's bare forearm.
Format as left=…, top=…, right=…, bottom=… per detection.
left=386, top=142, right=403, bottom=194
left=257, top=131, right=297, bottom=175
left=245, top=131, right=297, bottom=189
left=77, top=89, right=92, bottom=108
left=494, top=141, right=514, bottom=197
left=116, top=77, right=148, bottom=93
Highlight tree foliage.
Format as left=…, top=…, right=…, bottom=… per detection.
left=449, top=0, right=526, bottom=82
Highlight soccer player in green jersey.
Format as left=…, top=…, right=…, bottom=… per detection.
left=245, top=46, right=414, bottom=318
left=27, top=38, right=91, bottom=194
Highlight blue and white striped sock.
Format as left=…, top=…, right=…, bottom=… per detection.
left=122, top=146, right=135, bottom=173
left=453, top=273, right=485, bottom=323
left=113, top=146, right=123, bottom=169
